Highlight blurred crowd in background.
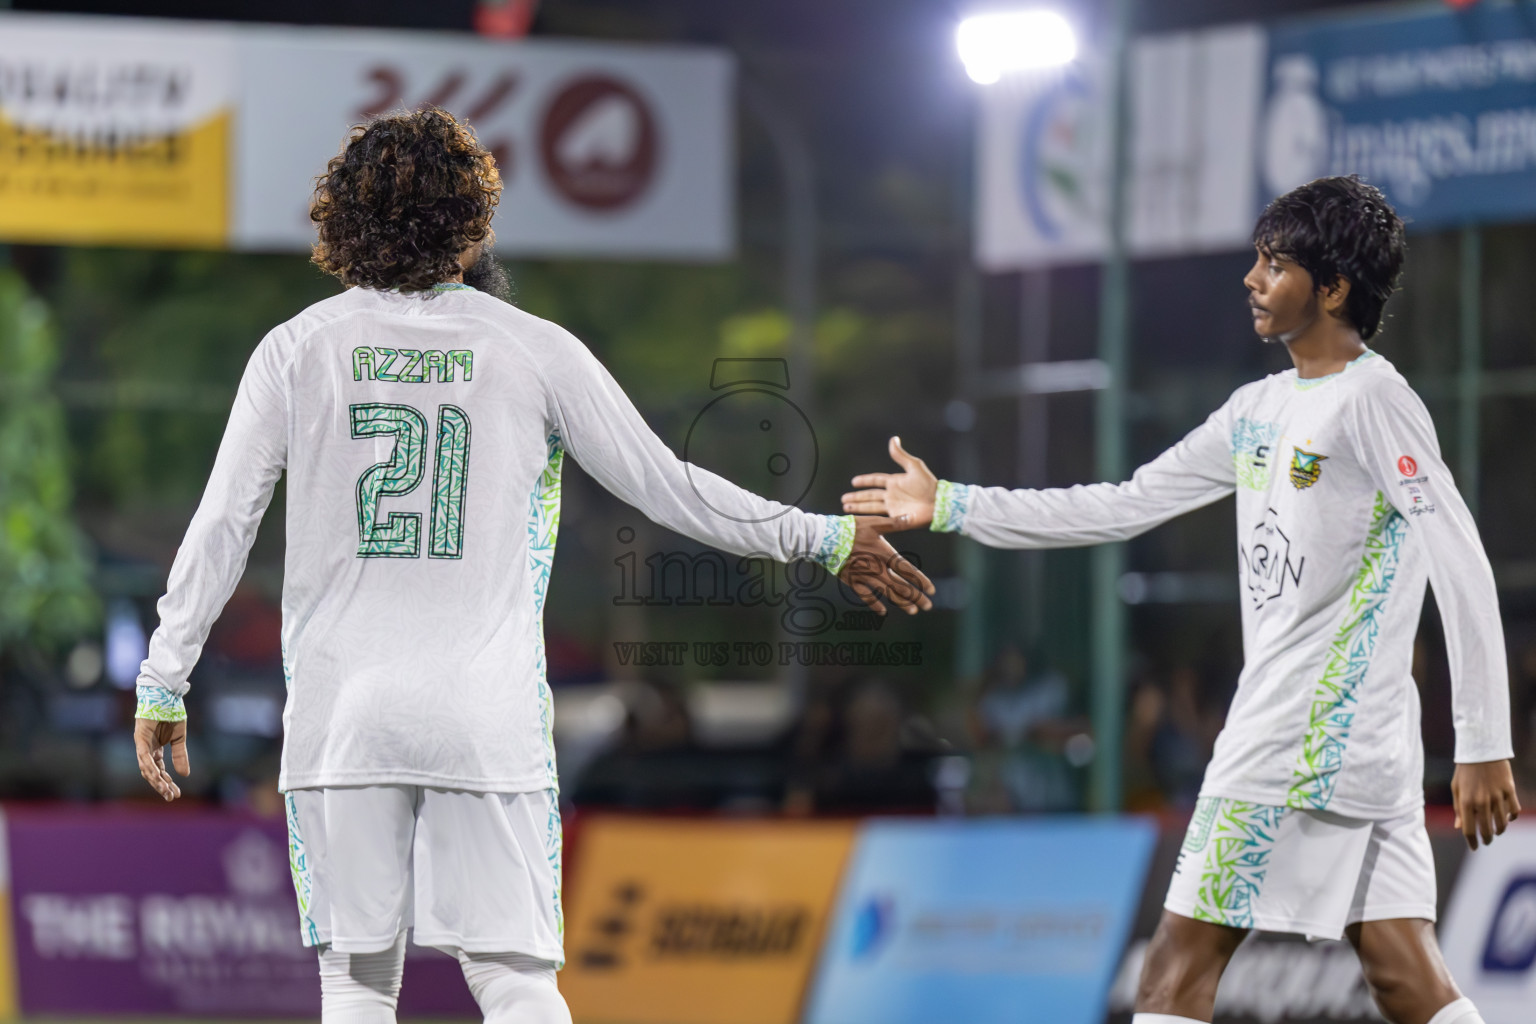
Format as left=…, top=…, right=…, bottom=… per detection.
left=10, top=543, right=1536, bottom=818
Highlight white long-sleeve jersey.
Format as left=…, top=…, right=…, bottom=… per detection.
left=933, top=351, right=1511, bottom=818
left=135, top=285, right=855, bottom=793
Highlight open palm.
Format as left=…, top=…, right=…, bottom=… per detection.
left=841, top=436, right=937, bottom=528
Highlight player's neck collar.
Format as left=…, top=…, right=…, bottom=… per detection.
left=1292, top=348, right=1377, bottom=390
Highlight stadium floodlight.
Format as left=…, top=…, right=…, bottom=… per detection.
left=956, top=10, right=1077, bottom=84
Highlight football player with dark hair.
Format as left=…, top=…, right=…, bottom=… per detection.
left=846, top=176, right=1515, bottom=1024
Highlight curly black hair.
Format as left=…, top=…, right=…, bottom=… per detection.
left=1252, top=175, right=1406, bottom=340
left=310, top=107, right=502, bottom=291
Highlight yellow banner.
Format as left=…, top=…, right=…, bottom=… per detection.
left=562, top=818, right=855, bottom=1024
left=0, top=17, right=235, bottom=248
left=0, top=111, right=230, bottom=248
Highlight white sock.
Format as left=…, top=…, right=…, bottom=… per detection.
left=1427, top=997, right=1485, bottom=1024
left=1131, top=1016, right=1207, bottom=1024
left=318, top=932, right=407, bottom=1023
left=458, top=950, right=572, bottom=1024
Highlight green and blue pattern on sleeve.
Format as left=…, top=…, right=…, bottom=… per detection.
left=812, top=515, right=856, bottom=575
left=931, top=480, right=973, bottom=533
left=136, top=685, right=187, bottom=722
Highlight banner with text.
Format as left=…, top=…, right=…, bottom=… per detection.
left=3, top=810, right=477, bottom=1017
left=1440, top=821, right=1536, bottom=1024
left=0, top=17, right=235, bottom=248
left=561, top=817, right=854, bottom=1024
left=805, top=818, right=1155, bottom=1024
left=0, top=13, right=734, bottom=259
left=1262, top=4, right=1536, bottom=232
left=978, top=5, right=1536, bottom=268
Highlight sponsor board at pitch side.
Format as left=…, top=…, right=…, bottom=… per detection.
left=1441, top=821, right=1536, bottom=1024
left=0, top=11, right=733, bottom=259
left=0, top=810, right=17, bottom=1018
left=3, top=811, right=476, bottom=1017
left=805, top=818, right=1155, bottom=1024
left=561, top=817, right=855, bottom=1024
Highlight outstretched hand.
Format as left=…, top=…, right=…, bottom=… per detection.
left=1452, top=759, right=1520, bottom=849
left=841, top=437, right=938, bottom=529
left=135, top=717, right=190, bottom=802
left=837, top=516, right=935, bottom=616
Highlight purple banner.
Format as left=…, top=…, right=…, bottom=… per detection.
left=5, top=808, right=479, bottom=1017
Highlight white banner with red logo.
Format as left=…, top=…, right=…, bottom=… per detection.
left=235, top=26, right=732, bottom=258
left=0, top=13, right=734, bottom=260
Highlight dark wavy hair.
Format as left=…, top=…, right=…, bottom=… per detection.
left=310, top=107, right=502, bottom=291
left=1252, top=175, right=1406, bottom=340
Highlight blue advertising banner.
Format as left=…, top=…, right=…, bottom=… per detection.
left=1263, top=3, right=1536, bottom=229
left=1440, top=822, right=1536, bottom=1024
left=803, top=818, right=1155, bottom=1024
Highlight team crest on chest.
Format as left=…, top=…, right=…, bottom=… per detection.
left=1289, top=448, right=1327, bottom=490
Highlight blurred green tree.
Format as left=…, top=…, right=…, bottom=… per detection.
left=0, top=268, right=99, bottom=654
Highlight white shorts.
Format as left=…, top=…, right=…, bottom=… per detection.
left=1164, top=797, right=1436, bottom=941
left=285, top=786, right=564, bottom=962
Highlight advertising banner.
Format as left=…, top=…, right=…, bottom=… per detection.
left=560, top=817, right=855, bottom=1024
left=975, top=58, right=1112, bottom=269
left=0, top=809, right=15, bottom=1019
left=0, top=12, right=734, bottom=259
left=0, top=16, right=235, bottom=248
left=975, top=25, right=1264, bottom=270
left=979, top=4, right=1536, bottom=268
left=1262, top=4, right=1536, bottom=231
left=1128, top=24, right=1266, bottom=258
left=4, top=810, right=477, bottom=1017
left=1440, top=821, right=1536, bottom=1024
left=1105, top=816, right=1470, bottom=1023
left=234, top=26, right=733, bottom=258
left=804, top=818, right=1155, bottom=1024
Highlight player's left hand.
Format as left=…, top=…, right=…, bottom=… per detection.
left=837, top=516, right=935, bottom=616
left=135, top=717, right=191, bottom=802
left=1451, top=759, right=1520, bottom=850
